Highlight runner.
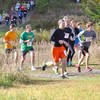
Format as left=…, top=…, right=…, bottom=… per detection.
left=76, top=22, right=83, bottom=62
left=76, top=22, right=96, bottom=72
left=63, top=16, right=74, bottom=67
left=4, top=24, right=18, bottom=65
left=50, top=19, right=68, bottom=78
left=20, top=24, right=36, bottom=71
left=66, top=20, right=76, bottom=67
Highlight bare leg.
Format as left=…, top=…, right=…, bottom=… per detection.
left=76, top=54, right=85, bottom=72
left=5, top=53, right=10, bottom=65
left=86, top=52, right=90, bottom=69
left=20, top=55, right=26, bottom=70
left=78, top=50, right=81, bottom=61
left=61, top=58, right=66, bottom=75
left=52, top=61, right=60, bottom=74
left=30, top=51, right=36, bottom=70
left=78, top=54, right=85, bottom=66
left=14, top=50, right=18, bottom=65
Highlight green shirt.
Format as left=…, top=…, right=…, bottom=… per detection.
left=20, top=31, right=34, bottom=52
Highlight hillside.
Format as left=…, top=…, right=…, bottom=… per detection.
left=0, top=0, right=17, bottom=11
left=0, top=0, right=84, bottom=29
left=29, top=0, right=84, bottom=29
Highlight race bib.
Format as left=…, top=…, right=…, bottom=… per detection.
left=10, top=41, right=15, bottom=46
left=27, top=42, right=32, bottom=47
left=85, top=37, right=92, bottom=42
left=64, top=33, right=69, bottom=39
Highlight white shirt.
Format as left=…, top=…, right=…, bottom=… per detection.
left=27, top=3, right=31, bottom=9
left=30, top=1, right=35, bottom=6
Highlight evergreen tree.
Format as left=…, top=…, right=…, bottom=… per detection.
left=82, top=0, right=100, bottom=22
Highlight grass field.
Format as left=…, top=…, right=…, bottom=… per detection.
left=0, top=41, right=100, bottom=100
left=0, top=75, right=100, bottom=100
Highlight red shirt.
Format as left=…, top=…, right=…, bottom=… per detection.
left=21, top=5, right=25, bottom=11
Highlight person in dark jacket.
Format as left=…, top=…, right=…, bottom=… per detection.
left=50, top=19, right=68, bottom=78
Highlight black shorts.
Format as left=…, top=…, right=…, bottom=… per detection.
left=5, top=47, right=17, bottom=54
left=22, top=48, right=34, bottom=57
left=81, top=46, right=89, bottom=56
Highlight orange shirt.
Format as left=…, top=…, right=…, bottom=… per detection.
left=4, top=31, right=16, bottom=49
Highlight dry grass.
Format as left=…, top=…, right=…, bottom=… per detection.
left=0, top=41, right=100, bottom=72
left=0, top=42, right=100, bottom=100
left=0, top=75, right=100, bottom=100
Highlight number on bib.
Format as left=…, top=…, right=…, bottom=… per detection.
left=27, top=42, right=32, bottom=46
left=64, top=33, right=69, bottom=39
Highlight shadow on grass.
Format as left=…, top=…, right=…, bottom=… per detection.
left=0, top=72, right=68, bottom=89
left=89, top=63, right=100, bottom=66
left=16, top=78, right=67, bottom=86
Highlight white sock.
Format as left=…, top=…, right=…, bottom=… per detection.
left=31, top=66, right=36, bottom=70
left=54, top=66, right=58, bottom=69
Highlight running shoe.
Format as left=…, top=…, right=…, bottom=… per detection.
left=42, top=64, right=47, bottom=71
left=76, top=64, right=81, bottom=72
left=52, top=67, right=60, bottom=75
left=85, top=67, right=92, bottom=72
left=31, top=66, right=36, bottom=71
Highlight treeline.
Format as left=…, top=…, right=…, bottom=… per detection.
left=0, top=0, right=17, bottom=12
left=36, top=0, right=74, bottom=13
left=0, top=0, right=100, bottom=24
left=82, top=0, right=100, bottom=23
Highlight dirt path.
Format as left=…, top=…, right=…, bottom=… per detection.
left=21, top=68, right=100, bottom=79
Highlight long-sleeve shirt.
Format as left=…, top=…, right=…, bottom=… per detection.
left=77, top=30, right=96, bottom=47
left=50, top=28, right=65, bottom=47
left=64, top=27, right=73, bottom=43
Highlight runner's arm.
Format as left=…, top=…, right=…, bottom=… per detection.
left=92, top=31, right=96, bottom=41
left=50, top=29, right=59, bottom=45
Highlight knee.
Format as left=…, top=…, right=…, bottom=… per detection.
left=86, top=53, right=90, bottom=57
left=71, top=50, right=75, bottom=55
left=62, top=58, right=66, bottom=64
left=21, top=56, right=25, bottom=62
left=30, top=51, right=35, bottom=57
left=81, top=54, right=85, bottom=59
left=73, top=50, right=75, bottom=54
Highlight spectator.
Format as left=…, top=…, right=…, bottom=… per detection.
left=10, top=15, right=17, bottom=25
left=30, top=0, right=35, bottom=10
left=0, top=13, right=2, bottom=25
left=23, top=2, right=27, bottom=10
left=5, top=13, right=10, bottom=26
left=23, top=9, right=27, bottom=22
left=21, top=4, right=25, bottom=13
left=76, top=0, right=80, bottom=3
left=18, top=10, right=23, bottom=24
left=15, top=2, right=21, bottom=12
left=27, top=2, right=31, bottom=11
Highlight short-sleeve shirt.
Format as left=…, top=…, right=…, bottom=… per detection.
left=4, top=31, right=16, bottom=49
left=20, top=31, right=34, bottom=52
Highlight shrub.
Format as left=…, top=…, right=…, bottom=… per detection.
left=36, top=0, right=49, bottom=13
left=82, top=0, right=100, bottom=22
left=0, top=73, right=15, bottom=87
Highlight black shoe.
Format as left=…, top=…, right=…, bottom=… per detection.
left=42, top=64, right=47, bottom=71
left=61, top=75, right=68, bottom=79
